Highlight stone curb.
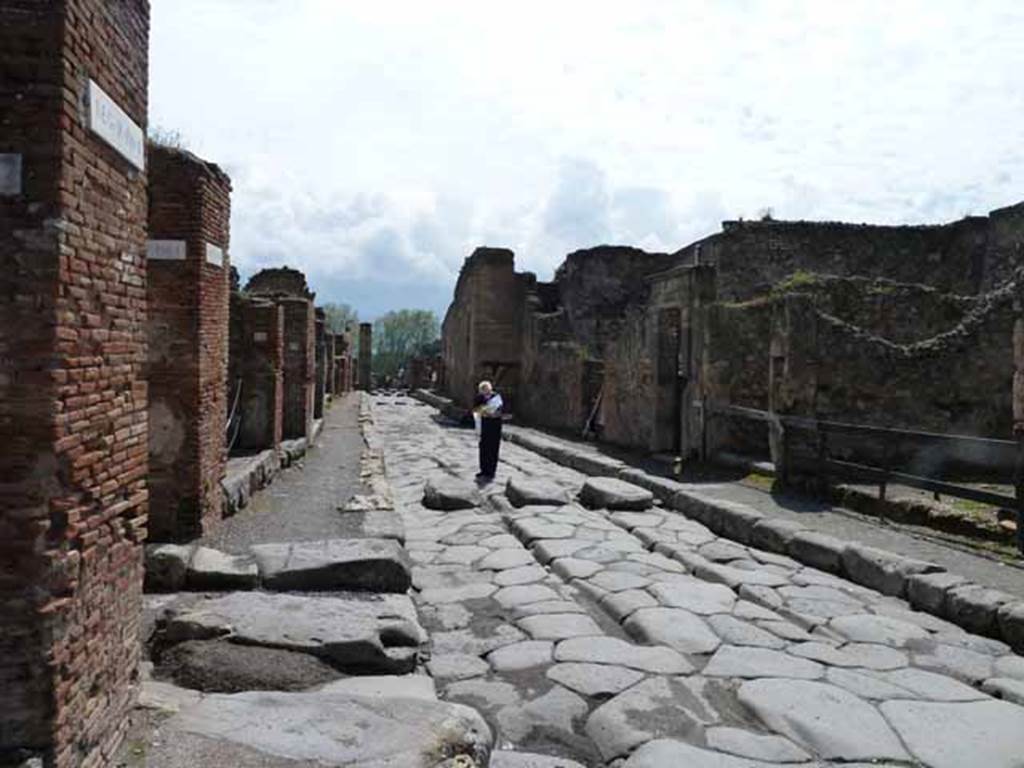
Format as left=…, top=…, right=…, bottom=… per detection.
left=495, top=422, right=1024, bottom=653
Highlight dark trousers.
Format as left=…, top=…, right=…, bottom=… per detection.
left=479, top=418, right=503, bottom=476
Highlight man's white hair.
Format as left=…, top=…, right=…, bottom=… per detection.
left=478, top=380, right=493, bottom=393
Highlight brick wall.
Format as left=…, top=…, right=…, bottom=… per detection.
left=228, top=294, right=284, bottom=451
left=281, top=298, right=314, bottom=439
left=146, top=146, right=231, bottom=542
left=324, top=332, right=336, bottom=396
left=0, top=2, right=150, bottom=765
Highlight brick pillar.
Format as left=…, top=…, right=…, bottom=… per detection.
left=281, top=297, right=315, bottom=439
left=229, top=295, right=284, bottom=451
left=358, top=322, right=373, bottom=391
left=314, top=308, right=326, bottom=419
left=146, top=146, right=231, bottom=542
left=0, top=2, right=149, bottom=765
left=324, top=332, right=336, bottom=396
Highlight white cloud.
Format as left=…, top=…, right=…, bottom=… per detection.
left=149, top=0, right=1024, bottom=317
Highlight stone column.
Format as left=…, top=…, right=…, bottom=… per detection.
left=146, top=145, right=232, bottom=542
left=0, top=2, right=150, bottom=765
left=359, top=322, right=373, bottom=391
left=325, top=332, right=336, bottom=396
left=314, top=308, right=326, bottom=419
left=281, top=297, right=315, bottom=439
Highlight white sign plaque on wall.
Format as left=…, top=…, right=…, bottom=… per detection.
left=147, top=240, right=187, bottom=261
left=205, top=243, right=224, bottom=268
left=87, top=80, right=145, bottom=171
left=0, top=154, right=22, bottom=195
left=253, top=331, right=268, bottom=343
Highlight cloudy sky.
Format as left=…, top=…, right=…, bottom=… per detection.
left=150, top=1, right=1024, bottom=320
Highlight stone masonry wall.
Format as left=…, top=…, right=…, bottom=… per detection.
left=228, top=294, right=284, bottom=451
left=314, top=308, right=325, bottom=418
left=680, top=215, right=992, bottom=302
left=281, top=298, right=315, bottom=439
left=0, top=2, right=150, bottom=765
left=146, top=146, right=231, bottom=542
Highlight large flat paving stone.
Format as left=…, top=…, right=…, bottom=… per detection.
left=705, top=726, right=811, bottom=763
left=554, top=636, right=693, bottom=674
left=166, top=688, right=492, bottom=767
left=506, top=477, right=573, bottom=507
left=162, top=592, right=424, bottom=674
left=879, top=698, right=1024, bottom=768
left=580, top=477, right=654, bottom=511
left=546, top=662, right=645, bottom=698
left=648, top=581, right=736, bottom=615
left=622, top=738, right=775, bottom=767
left=737, top=678, right=909, bottom=761
left=585, top=676, right=740, bottom=759
left=518, top=613, right=603, bottom=640
left=829, top=613, right=929, bottom=648
left=624, top=607, right=721, bottom=654
left=251, top=538, right=411, bottom=592
left=490, top=751, right=587, bottom=768
left=703, top=646, right=824, bottom=680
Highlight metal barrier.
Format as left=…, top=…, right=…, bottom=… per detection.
left=704, top=401, right=1024, bottom=554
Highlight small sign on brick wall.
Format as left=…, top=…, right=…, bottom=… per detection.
left=289, top=342, right=300, bottom=351
left=205, top=243, right=224, bottom=268
left=0, top=154, right=22, bottom=195
left=147, top=240, right=187, bottom=261
left=87, top=80, right=145, bottom=171
left=253, top=331, right=268, bottom=342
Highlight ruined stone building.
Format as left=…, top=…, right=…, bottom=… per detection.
left=442, top=204, right=1024, bottom=476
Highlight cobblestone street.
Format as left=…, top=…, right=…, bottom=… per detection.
left=375, top=394, right=1024, bottom=767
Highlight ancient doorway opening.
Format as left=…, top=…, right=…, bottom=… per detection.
left=655, top=307, right=686, bottom=453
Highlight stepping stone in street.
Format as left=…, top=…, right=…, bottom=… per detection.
left=515, top=518, right=578, bottom=543
left=252, top=538, right=411, bottom=592
left=554, top=636, right=692, bottom=674
left=624, top=607, right=721, bottom=654
left=546, top=662, right=645, bottom=698
left=162, top=592, right=425, bottom=675
left=165, top=688, right=492, bottom=767
left=738, top=678, right=909, bottom=762
left=423, top=476, right=482, bottom=510
left=879, top=698, right=1024, bottom=768
left=518, top=613, right=603, bottom=640
left=506, top=476, right=572, bottom=507
left=580, top=477, right=654, bottom=511
left=185, top=547, right=260, bottom=591
left=145, top=543, right=194, bottom=592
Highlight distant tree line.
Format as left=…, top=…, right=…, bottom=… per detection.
left=371, top=309, right=440, bottom=381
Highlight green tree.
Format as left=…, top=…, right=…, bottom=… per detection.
left=372, top=309, right=440, bottom=380
left=321, top=302, right=359, bottom=335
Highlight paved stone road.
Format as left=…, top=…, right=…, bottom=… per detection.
left=375, top=393, right=1024, bottom=767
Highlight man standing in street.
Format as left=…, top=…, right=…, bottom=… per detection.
left=473, top=380, right=503, bottom=480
